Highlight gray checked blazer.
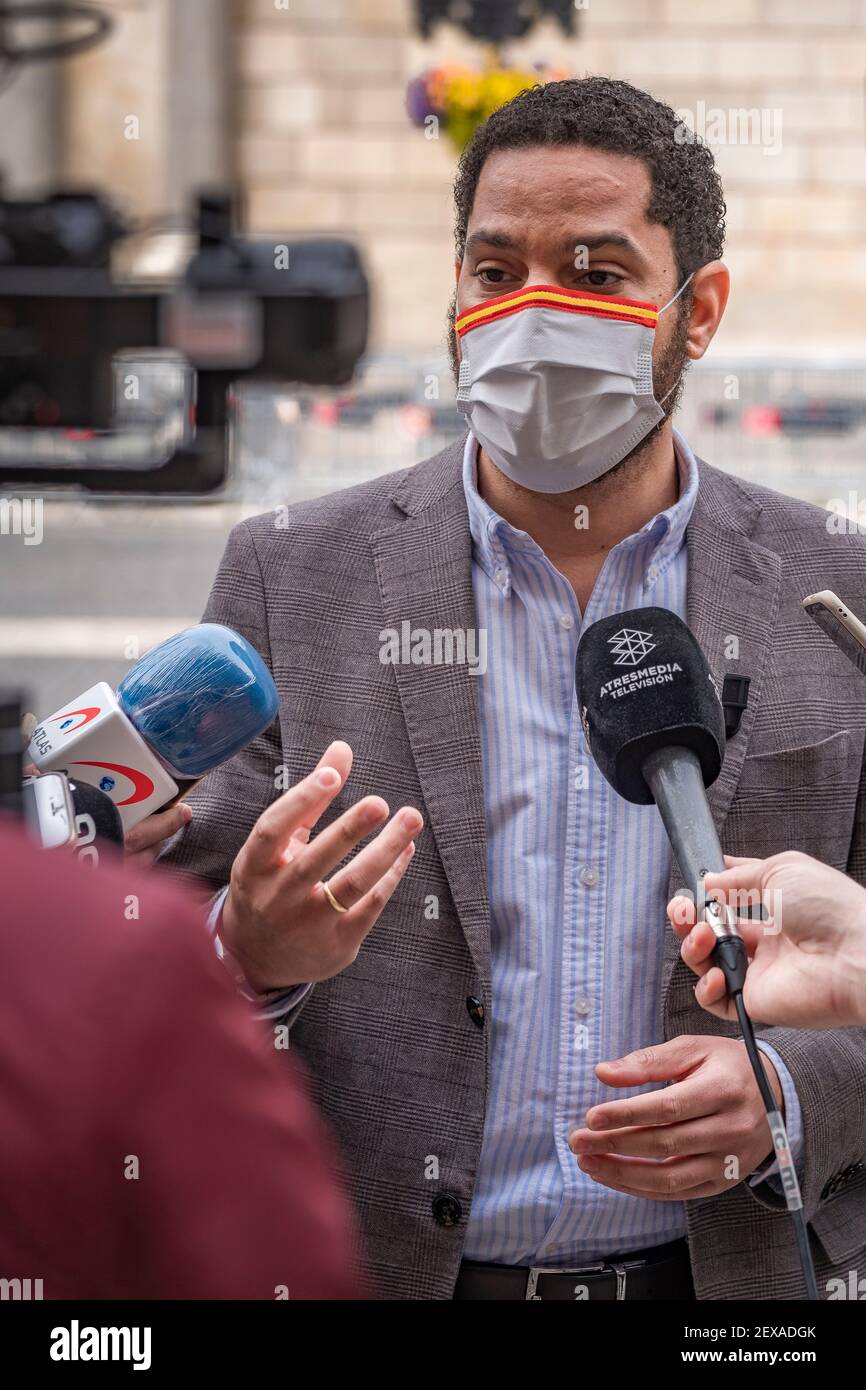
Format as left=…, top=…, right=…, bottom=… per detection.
left=161, top=435, right=866, bottom=1300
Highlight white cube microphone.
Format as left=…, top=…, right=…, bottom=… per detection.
left=28, top=624, right=279, bottom=832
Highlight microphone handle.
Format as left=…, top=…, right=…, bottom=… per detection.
left=642, top=744, right=745, bottom=987
left=641, top=746, right=727, bottom=904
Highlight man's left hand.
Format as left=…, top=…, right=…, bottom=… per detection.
left=568, top=1035, right=781, bottom=1200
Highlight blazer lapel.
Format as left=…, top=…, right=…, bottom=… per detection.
left=372, top=437, right=492, bottom=993
left=663, top=460, right=782, bottom=996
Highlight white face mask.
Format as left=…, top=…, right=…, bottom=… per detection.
left=455, top=277, right=692, bottom=494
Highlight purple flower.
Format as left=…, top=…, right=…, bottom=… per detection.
left=406, top=73, right=439, bottom=126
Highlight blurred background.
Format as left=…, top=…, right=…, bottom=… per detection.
left=2, top=0, right=866, bottom=717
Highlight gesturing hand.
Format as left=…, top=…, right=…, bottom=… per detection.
left=221, top=741, right=423, bottom=991
left=568, top=1035, right=782, bottom=1199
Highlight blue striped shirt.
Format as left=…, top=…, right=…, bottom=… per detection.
left=461, top=428, right=800, bottom=1266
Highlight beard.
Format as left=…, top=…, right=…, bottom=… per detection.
left=445, top=286, right=693, bottom=496
left=590, top=289, right=693, bottom=494
left=447, top=287, right=460, bottom=382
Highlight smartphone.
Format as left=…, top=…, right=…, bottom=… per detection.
left=802, top=589, right=866, bottom=678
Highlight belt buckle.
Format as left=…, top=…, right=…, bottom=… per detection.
left=607, top=1257, right=646, bottom=1301
left=524, top=1261, right=605, bottom=1301
left=525, top=1256, right=646, bottom=1301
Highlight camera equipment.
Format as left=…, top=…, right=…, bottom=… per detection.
left=0, top=188, right=369, bottom=493
left=0, top=689, right=23, bottom=815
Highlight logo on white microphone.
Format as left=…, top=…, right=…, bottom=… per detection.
left=608, top=627, right=656, bottom=666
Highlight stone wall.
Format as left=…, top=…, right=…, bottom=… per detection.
left=235, top=0, right=866, bottom=356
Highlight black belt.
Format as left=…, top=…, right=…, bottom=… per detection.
left=453, top=1237, right=694, bottom=1301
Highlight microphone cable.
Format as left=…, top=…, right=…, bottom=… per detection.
left=708, top=901, right=819, bottom=1301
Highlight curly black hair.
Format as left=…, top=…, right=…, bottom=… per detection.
left=453, top=76, right=726, bottom=283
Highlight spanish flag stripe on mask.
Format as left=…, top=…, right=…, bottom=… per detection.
left=455, top=283, right=659, bottom=338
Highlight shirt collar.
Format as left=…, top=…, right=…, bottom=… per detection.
left=462, top=428, right=699, bottom=591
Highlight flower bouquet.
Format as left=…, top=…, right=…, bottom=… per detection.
left=406, top=61, right=570, bottom=151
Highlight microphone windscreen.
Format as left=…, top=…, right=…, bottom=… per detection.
left=117, top=624, right=279, bottom=777
left=575, top=607, right=725, bottom=805
left=67, top=776, right=124, bottom=846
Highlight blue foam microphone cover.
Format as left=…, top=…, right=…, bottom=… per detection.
left=117, top=624, right=279, bottom=778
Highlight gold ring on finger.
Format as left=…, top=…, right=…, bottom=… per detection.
left=321, top=879, right=349, bottom=914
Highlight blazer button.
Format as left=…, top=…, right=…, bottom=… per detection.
left=432, top=1193, right=463, bottom=1228
left=466, top=995, right=485, bottom=1028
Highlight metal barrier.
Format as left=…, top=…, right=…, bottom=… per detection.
left=233, top=356, right=866, bottom=515
left=678, top=359, right=866, bottom=511
left=9, top=353, right=864, bottom=512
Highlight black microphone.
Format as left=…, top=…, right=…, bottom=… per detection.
left=574, top=606, right=741, bottom=962
left=575, top=605, right=818, bottom=1301
left=66, top=775, right=124, bottom=863
left=22, top=771, right=123, bottom=861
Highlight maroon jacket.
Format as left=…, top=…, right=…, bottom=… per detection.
left=0, top=818, right=361, bottom=1299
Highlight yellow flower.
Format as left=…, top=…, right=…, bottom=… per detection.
left=416, top=61, right=572, bottom=151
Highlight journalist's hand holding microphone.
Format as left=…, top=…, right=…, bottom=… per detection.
left=22, top=758, right=193, bottom=869
left=125, top=800, right=193, bottom=867
left=669, top=851, right=866, bottom=1029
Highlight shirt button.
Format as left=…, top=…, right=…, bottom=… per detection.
left=559, top=613, right=574, bottom=630
left=647, top=565, right=659, bottom=584
left=432, top=1193, right=463, bottom=1228
left=578, top=865, right=598, bottom=887
left=575, top=995, right=592, bottom=1016
left=494, top=567, right=507, bottom=586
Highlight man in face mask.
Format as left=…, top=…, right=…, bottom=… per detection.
left=446, top=116, right=720, bottom=616
left=158, top=77, right=866, bottom=1301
